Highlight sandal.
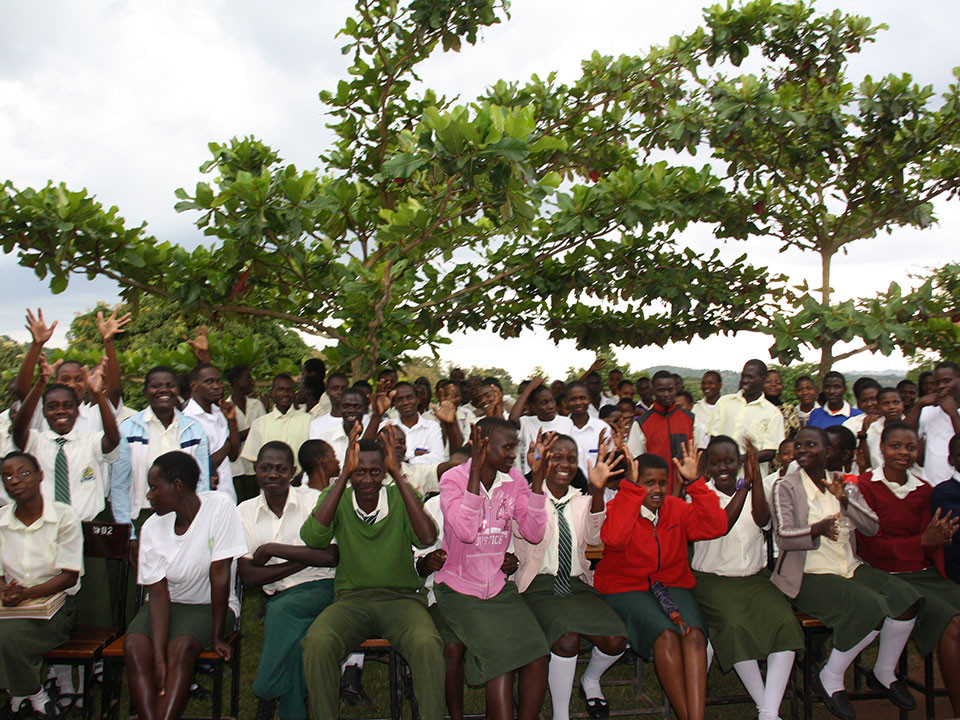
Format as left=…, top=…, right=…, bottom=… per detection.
left=578, top=685, right=610, bottom=720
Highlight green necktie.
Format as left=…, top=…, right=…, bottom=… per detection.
left=54, top=436, right=70, bottom=504
left=360, top=510, right=378, bottom=525
left=554, top=499, right=573, bottom=596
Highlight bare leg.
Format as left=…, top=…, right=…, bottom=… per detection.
left=485, top=671, right=514, bottom=720
left=443, top=642, right=466, bottom=720
left=517, top=655, right=548, bottom=720
left=681, top=629, right=707, bottom=720
left=582, top=633, right=628, bottom=656
left=653, top=630, right=688, bottom=720
left=938, top=616, right=960, bottom=716
left=125, top=634, right=158, bottom=720
left=156, top=636, right=203, bottom=720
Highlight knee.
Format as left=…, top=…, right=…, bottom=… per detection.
left=124, top=633, right=150, bottom=660
left=552, top=632, right=580, bottom=657
left=597, top=635, right=628, bottom=656
left=443, top=642, right=465, bottom=664
left=683, top=628, right=706, bottom=651
left=654, top=628, right=680, bottom=652
left=943, top=615, right=960, bottom=642
left=300, top=627, right=338, bottom=660
left=166, top=636, right=202, bottom=663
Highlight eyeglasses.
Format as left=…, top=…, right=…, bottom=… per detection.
left=1, top=470, right=36, bottom=482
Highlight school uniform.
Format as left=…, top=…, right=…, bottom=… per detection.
left=434, top=461, right=550, bottom=685
left=567, top=416, right=611, bottom=479
left=797, top=403, right=820, bottom=427
left=930, top=472, right=960, bottom=584
left=707, top=391, right=785, bottom=475
left=307, top=412, right=340, bottom=440
left=299, top=483, right=445, bottom=720
left=0, top=500, right=82, bottom=695
left=182, top=399, right=236, bottom=503
left=693, top=399, right=719, bottom=437
left=240, top=408, right=311, bottom=473
left=691, top=481, right=802, bottom=672
left=128, top=492, right=246, bottom=646
left=633, top=403, right=695, bottom=495
left=595, top=477, right=727, bottom=658
left=227, top=395, right=265, bottom=501
left=807, top=401, right=862, bottom=429
left=513, top=487, right=626, bottom=646
left=317, top=419, right=370, bottom=467
left=111, top=408, right=211, bottom=532
left=238, top=485, right=333, bottom=720
left=385, top=414, right=446, bottom=465
left=517, top=415, right=574, bottom=474
left=918, top=404, right=959, bottom=485
left=411, top=496, right=459, bottom=647
left=856, top=470, right=960, bottom=656
left=390, top=462, right=441, bottom=497
left=771, top=469, right=920, bottom=651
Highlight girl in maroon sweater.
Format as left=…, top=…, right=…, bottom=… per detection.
left=597, top=443, right=727, bottom=720
left=856, top=421, right=960, bottom=715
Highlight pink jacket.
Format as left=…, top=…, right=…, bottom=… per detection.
left=513, top=493, right=604, bottom=592
left=435, top=460, right=547, bottom=599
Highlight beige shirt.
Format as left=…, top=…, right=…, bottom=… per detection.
left=692, top=481, right=766, bottom=577
left=240, top=408, right=311, bottom=470
left=707, top=391, right=785, bottom=475
left=0, top=499, right=83, bottom=595
left=237, top=485, right=333, bottom=594
left=800, top=469, right=860, bottom=578
left=229, top=396, right=265, bottom=477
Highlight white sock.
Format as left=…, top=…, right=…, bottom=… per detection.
left=759, top=650, right=795, bottom=720
left=733, top=659, right=765, bottom=709
left=10, top=696, right=28, bottom=712
left=873, top=616, right=915, bottom=687
left=341, top=652, right=365, bottom=672
left=820, top=629, right=879, bottom=695
left=548, top=653, right=578, bottom=720
left=580, top=647, right=622, bottom=700
left=706, top=639, right=715, bottom=671
left=53, top=664, right=75, bottom=695
left=28, top=688, right=52, bottom=712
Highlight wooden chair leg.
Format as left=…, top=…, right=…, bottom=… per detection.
left=230, top=640, right=241, bottom=719
left=211, top=662, right=223, bottom=720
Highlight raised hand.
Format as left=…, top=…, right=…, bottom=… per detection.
left=672, top=439, right=700, bottom=485
left=812, top=513, right=841, bottom=542
left=382, top=427, right=405, bottom=480
left=185, top=325, right=211, bottom=362
left=431, top=385, right=458, bottom=424
left=372, top=379, right=396, bottom=416
left=470, top=423, right=488, bottom=474
left=37, top=353, right=57, bottom=384
left=587, top=357, right=606, bottom=374
left=922, top=508, right=960, bottom=547
left=97, top=308, right=132, bottom=342
left=825, top=472, right=847, bottom=501
left=219, top=398, right=236, bottom=422
left=341, top=423, right=363, bottom=480
left=24, top=308, right=57, bottom=346
left=743, top=436, right=759, bottom=488
left=588, top=438, right=622, bottom=492
left=84, top=358, right=108, bottom=395
left=528, top=430, right=557, bottom=479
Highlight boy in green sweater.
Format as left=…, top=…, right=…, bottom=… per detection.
left=299, top=427, right=445, bottom=719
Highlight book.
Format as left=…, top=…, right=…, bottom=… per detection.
left=0, top=591, right=67, bottom=620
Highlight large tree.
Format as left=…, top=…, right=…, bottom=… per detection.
left=0, top=0, right=789, bottom=377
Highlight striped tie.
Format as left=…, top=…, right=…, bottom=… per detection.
left=54, top=436, right=70, bottom=504
left=359, top=510, right=378, bottom=525
left=554, top=499, right=573, bottom=596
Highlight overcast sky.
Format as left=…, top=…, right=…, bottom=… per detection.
left=2, top=0, right=958, bottom=379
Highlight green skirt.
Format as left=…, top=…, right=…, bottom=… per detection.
left=793, top=564, right=921, bottom=651
left=693, top=570, right=803, bottom=672
left=127, top=602, right=236, bottom=650
left=601, top=586, right=706, bottom=660
left=894, top=568, right=960, bottom=655
left=434, top=582, right=549, bottom=685
left=0, top=595, right=77, bottom=695
left=428, top=604, right=460, bottom=649
left=522, top=574, right=627, bottom=647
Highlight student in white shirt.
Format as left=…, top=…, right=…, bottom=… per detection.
left=473, top=378, right=508, bottom=420
left=238, top=442, right=340, bottom=720
left=908, top=361, right=960, bottom=485
left=509, top=377, right=574, bottom=474
left=793, top=375, right=820, bottom=427
left=855, top=388, right=909, bottom=472
left=124, top=451, right=247, bottom=720
left=693, top=371, right=723, bottom=433
left=182, top=364, right=240, bottom=503
left=563, top=382, right=610, bottom=484
left=378, top=425, right=471, bottom=497
left=307, top=373, right=350, bottom=439
left=423, top=381, right=475, bottom=452
left=318, top=388, right=374, bottom=466
left=241, top=375, right=311, bottom=473
left=690, top=437, right=801, bottom=720
left=372, top=383, right=447, bottom=465
left=226, top=365, right=267, bottom=502
left=0, top=451, right=82, bottom=718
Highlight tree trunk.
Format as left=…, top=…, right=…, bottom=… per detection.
left=817, top=248, right=835, bottom=382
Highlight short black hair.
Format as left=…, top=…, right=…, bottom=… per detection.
left=584, top=371, right=601, bottom=381
left=42, top=383, right=79, bottom=406
left=451, top=444, right=473, bottom=459
left=352, top=380, right=372, bottom=393
left=852, top=377, right=880, bottom=400
left=824, top=425, right=856, bottom=453
left=188, top=363, right=218, bottom=384
left=705, top=435, right=739, bottom=460
left=145, top=365, right=177, bottom=386
left=327, top=372, right=349, bottom=384
left=257, top=441, right=295, bottom=467
left=677, top=390, right=694, bottom=405
left=529, top=384, right=553, bottom=403
left=377, top=368, right=398, bottom=380
left=635, top=453, right=669, bottom=475
left=480, top=376, right=502, bottom=390
left=935, top=361, right=960, bottom=376
left=340, top=387, right=367, bottom=405
left=823, top=370, right=846, bottom=387
left=745, top=359, right=768, bottom=375
left=617, top=379, right=634, bottom=390
left=651, top=370, right=673, bottom=383
left=877, top=386, right=901, bottom=401
left=302, top=358, right=326, bottom=377
left=702, top=370, right=721, bottom=382
left=226, top=365, right=250, bottom=384
left=896, top=379, right=917, bottom=390
left=1, top=450, right=41, bottom=473
left=356, top=438, right=385, bottom=461
left=272, top=373, right=295, bottom=386
left=599, top=405, right=620, bottom=419
left=476, top=416, right=517, bottom=438
left=794, top=375, right=815, bottom=388
left=298, top=439, right=333, bottom=474
left=797, top=425, right=829, bottom=447
left=152, top=451, right=201, bottom=491
left=880, top=421, right=917, bottom=445
left=565, top=380, right=588, bottom=395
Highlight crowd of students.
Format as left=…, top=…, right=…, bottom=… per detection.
left=1, top=308, right=960, bottom=720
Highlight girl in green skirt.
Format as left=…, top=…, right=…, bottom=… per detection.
left=0, top=451, right=82, bottom=718
left=690, top=436, right=801, bottom=720
left=514, top=435, right=628, bottom=720
left=855, top=421, right=960, bottom=716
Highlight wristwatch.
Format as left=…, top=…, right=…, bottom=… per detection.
left=735, top=477, right=751, bottom=491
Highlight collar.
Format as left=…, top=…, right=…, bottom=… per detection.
left=142, top=406, right=180, bottom=430
left=184, top=397, right=219, bottom=417
left=736, top=390, right=766, bottom=406
left=799, top=468, right=829, bottom=503
left=40, top=426, right=80, bottom=442
left=876, top=469, right=924, bottom=499
left=653, top=401, right=676, bottom=415
left=271, top=407, right=303, bottom=420
left=255, top=487, right=298, bottom=518
left=640, top=504, right=659, bottom=526
left=824, top=401, right=852, bottom=417
left=0, top=497, right=59, bottom=530
left=480, top=469, right=512, bottom=498
left=352, top=486, right=388, bottom=520
left=548, top=486, right=579, bottom=508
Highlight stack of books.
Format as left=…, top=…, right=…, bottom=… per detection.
left=0, top=591, right=67, bottom=620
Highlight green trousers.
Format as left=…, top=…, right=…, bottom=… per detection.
left=301, top=587, right=445, bottom=720
left=253, top=580, right=334, bottom=720
left=0, top=596, right=77, bottom=695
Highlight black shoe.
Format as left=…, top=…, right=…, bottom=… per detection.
left=865, top=669, right=916, bottom=711
left=254, top=698, right=277, bottom=720
left=578, top=685, right=610, bottom=720
left=810, top=671, right=855, bottom=720
left=340, top=665, right=372, bottom=707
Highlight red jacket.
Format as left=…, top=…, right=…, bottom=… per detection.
left=637, top=403, right=694, bottom=495
left=595, top=476, right=727, bottom=594
left=856, top=471, right=945, bottom=576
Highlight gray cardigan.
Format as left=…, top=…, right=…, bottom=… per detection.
left=770, top=468, right=878, bottom=598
